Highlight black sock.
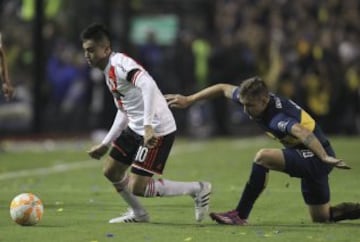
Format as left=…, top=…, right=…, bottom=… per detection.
left=236, top=163, right=269, bottom=219
left=330, top=202, right=360, bottom=222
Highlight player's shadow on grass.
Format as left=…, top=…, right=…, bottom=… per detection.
left=149, top=222, right=215, bottom=227
left=149, top=221, right=360, bottom=228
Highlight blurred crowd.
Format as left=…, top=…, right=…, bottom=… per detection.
left=0, top=0, right=359, bottom=136
left=206, top=0, right=360, bottom=135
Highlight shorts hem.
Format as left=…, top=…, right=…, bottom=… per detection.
left=131, top=164, right=162, bottom=176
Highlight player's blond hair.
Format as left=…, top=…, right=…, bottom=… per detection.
left=239, top=76, right=268, bottom=99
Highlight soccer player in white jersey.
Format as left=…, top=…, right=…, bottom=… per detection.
left=0, top=33, right=14, bottom=101
left=81, top=23, right=211, bottom=223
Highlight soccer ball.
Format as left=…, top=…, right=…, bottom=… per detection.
left=10, top=193, right=44, bottom=226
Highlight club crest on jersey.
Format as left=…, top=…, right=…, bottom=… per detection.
left=277, top=121, right=289, bottom=132
left=274, top=97, right=282, bottom=109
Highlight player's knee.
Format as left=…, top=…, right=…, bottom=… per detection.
left=128, top=178, right=147, bottom=196
left=254, top=149, right=284, bottom=171
left=103, top=158, right=127, bottom=182
left=254, top=149, right=270, bottom=165
left=309, top=204, right=330, bottom=223
left=103, top=164, right=115, bottom=181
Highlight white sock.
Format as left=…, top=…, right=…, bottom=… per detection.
left=112, top=175, right=147, bottom=214
left=144, top=178, right=201, bottom=197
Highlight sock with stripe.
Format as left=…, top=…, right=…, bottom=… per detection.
left=112, top=174, right=147, bottom=215
left=143, top=178, right=201, bottom=197
left=330, top=202, right=360, bottom=222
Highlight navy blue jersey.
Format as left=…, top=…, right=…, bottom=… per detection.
left=232, top=88, right=329, bottom=149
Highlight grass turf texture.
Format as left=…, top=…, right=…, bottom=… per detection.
left=0, top=136, right=359, bottom=242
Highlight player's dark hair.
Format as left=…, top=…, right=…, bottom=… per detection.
left=239, top=76, right=268, bottom=98
left=80, top=23, right=111, bottom=45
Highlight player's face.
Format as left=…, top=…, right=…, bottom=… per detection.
left=240, top=95, right=268, bottom=118
left=82, top=39, right=110, bottom=69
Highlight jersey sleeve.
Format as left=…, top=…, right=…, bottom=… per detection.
left=231, top=87, right=241, bottom=103
left=269, top=113, right=298, bottom=134
left=101, top=110, right=128, bottom=146
left=114, top=54, right=143, bottom=84
left=135, top=72, right=157, bottom=125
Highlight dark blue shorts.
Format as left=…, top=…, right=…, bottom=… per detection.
left=282, top=146, right=335, bottom=205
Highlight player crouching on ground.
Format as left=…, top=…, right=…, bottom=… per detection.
left=166, top=76, right=360, bottom=225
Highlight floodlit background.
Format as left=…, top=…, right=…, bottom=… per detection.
left=0, top=2, right=360, bottom=241
left=0, top=0, right=358, bottom=139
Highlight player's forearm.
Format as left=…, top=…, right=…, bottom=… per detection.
left=187, top=84, right=228, bottom=104
left=302, top=133, right=328, bottom=160
left=292, top=124, right=328, bottom=160
left=101, top=110, right=128, bottom=146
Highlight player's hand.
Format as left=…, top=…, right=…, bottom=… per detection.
left=2, top=82, right=14, bottom=101
left=165, top=94, right=190, bottom=109
left=322, top=156, right=351, bottom=169
left=87, top=144, right=109, bottom=160
left=144, top=125, right=158, bottom=149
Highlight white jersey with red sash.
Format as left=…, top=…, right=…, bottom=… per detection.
left=101, top=52, right=176, bottom=145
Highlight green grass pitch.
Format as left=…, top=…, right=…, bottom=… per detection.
left=0, top=136, right=359, bottom=242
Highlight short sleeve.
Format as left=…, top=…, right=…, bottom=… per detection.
left=113, top=54, right=142, bottom=81
left=269, top=113, right=298, bottom=134
left=231, top=87, right=241, bottom=103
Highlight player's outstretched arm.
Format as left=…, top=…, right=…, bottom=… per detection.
left=164, top=94, right=191, bottom=108
left=165, top=83, right=236, bottom=108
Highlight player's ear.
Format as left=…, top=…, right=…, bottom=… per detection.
left=104, top=45, right=111, bottom=55
left=260, top=94, right=269, bottom=105
left=102, top=40, right=111, bottom=54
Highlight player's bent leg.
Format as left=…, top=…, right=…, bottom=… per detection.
left=103, top=157, right=129, bottom=182
left=254, top=148, right=285, bottom=171
left=308, top=203, right=330, bottom=223
left=104, top=158, right=149, bottom=223
left=128, top=173, right=152, bottom=196
left=210, top=160, right=269, bottom=225
left=330, top=202, right=360, bottom=222
left=129, top=170, right=212, bottom=222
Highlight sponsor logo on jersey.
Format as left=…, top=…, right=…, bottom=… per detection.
left=277, top=121, right=289, bottom=132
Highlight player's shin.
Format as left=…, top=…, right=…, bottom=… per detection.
left=143, top=178, right=201, bottom=197
left=330, top=202, right=360, bottom=222
left=236, top=163, right=269, bottom=219
left=112, top=174, right=146, bottom=213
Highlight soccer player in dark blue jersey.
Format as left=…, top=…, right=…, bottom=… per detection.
left=166, top=76, right=360, bottom=225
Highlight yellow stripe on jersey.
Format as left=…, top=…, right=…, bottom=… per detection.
left=280, top=135, right=302, bottom=147
left=264, top=110, right=315, bottom=148
left=300, top=110, right=315, bottom=132
left=266, top=131, right=302, bottom=147
left=265, top=132, right=276, bottom=140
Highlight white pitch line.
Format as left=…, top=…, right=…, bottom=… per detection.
left=0, top=137, right=270, bottom=181
left=0, top=142, right=206, bottom=181
left=0, top=160, right=98, bottom=181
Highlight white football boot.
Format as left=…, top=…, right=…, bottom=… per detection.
left=109, top=208, right=149, bottom=223
left=193, top=181, right=212, bottom=222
